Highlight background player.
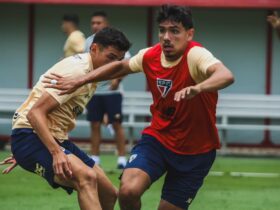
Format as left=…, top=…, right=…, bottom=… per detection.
left=85, top=11, right=130, bottom=168
left=6, top=28, right=130, bottom=210
left=43, top=5, right=234, bottom=210
left=62, top=14, right=85, bottom=57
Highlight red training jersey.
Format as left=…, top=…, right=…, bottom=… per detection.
left=142, top=41, right=220, bottom=155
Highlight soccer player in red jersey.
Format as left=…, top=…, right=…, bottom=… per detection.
left=41, top=5, right=234, bottom=210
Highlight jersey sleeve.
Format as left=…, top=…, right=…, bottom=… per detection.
left=187, top=46, right=221, bottom=83
left=128, top=48, right=150, bottom=72
left=42, top=57, right=84, bottom=105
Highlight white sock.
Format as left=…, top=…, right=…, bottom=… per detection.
left=117, top=156, right=127, bottom=166
left=91, top=155, right=100, bottom=165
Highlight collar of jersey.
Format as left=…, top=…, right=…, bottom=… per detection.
left=160, top=52, right=183, bottom=68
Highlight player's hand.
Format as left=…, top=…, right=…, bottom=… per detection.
left=174, top=85, right=202, bottom=102
left=42, top=73, right=84, bottom=95
left=267, top=11, right=280, bottom=28
left=109, top=79, right=120, bottom=90
left=0, top=154, right=18, bottom=174
left=52, top=150, right=72, bottom=180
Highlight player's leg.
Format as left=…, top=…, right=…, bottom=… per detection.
left=104, top=93, right=126, bottom=168
left=119, top=168, right=151, bottom=210
left=86, top=95, right=104, bottom=164
left=11, top=129, right=102, bottom=210
left=94, top=164, right=118, bottom=210
left=54, top=154, right=102, bottom=210
left=60, top=140, right=118, bottom=210
left=112, top=122, right=126, bottom=168
left=157, top=149, right=216, bottom=210
left=90, top=122, right=102, bottom=157
left=119, top=134, right=167, bottom=210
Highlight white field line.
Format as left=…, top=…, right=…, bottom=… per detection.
left=209, top=171, right=280, bottom=178
left=209, top=171, right=225, bottom=176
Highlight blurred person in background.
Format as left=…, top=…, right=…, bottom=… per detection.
left=62, top=14, right=85, bottom=57
left=267, top=11, right=280, bottom=38
left=85, top=11, right=130, bottom=169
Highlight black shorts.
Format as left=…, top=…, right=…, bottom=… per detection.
left=11, top=128, right=95, bottom=194
left=125, top=134, right=216, bottom=209
left=86, top=93, right=123, bottom=123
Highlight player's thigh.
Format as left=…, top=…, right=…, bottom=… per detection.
left=54, top=154, right=96, bottom=189
left=54, top=141, right=96, bottom=188
left=60, top=140, right=95, bottom=169
left=120, top=168, right=151, bottom=196
left=121, top=134, right=167, bottom=195
left=161, top=150, right=216, bottom=210
left=104, top=93, right=122, bottom=123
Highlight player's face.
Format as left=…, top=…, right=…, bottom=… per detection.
left=159, top=20, right=194, bottom=61
left=61, top=21, right=71, bottom=33
left=91, top=44, right=125, bottom=68
left=91, top=16, right=108, bottom=34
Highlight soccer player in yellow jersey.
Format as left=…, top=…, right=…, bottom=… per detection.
left=1, top=27, right=131, bottom=210
left=62, top=14, right=86, bottom=57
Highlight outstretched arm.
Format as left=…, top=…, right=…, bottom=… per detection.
left=43, top=60, right=134, bottom=95
left=174, top=63, right=234, bottom=101
left=27, top=92, right=72, bottom=180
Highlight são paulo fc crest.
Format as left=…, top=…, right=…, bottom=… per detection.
left=157, top=78, right=172, bottom=98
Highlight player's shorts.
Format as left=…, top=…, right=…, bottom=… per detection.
left=86, top=93, right=123, bottom=123
left=11, top=128, right=95, bottom=194
left=125, top=134, right=216, bottom=209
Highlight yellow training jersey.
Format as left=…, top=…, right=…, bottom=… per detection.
left=12, top=53, right=97, bottom=141
left=64, top=30, right=85, bottom=57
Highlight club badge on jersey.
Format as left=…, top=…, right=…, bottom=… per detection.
left=156, top=78, right=172, bottom=98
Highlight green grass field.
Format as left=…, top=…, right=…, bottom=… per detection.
left=1, top=150, right=280, bottom=210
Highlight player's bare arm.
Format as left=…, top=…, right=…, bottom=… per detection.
left=26, top=92, right=72, bottom=179
left=174, top=62, right=234, bottom=101
left=42, top=59, right=133, bottom=95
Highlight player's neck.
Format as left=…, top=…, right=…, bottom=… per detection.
left=164, top=54, right=183, bottom=62
left=67, top=28, right=77, bottom=35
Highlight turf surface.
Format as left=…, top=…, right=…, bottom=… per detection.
left=1, top=150, right=280, bottom=210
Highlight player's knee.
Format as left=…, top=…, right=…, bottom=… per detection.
left=75, top=169, right=97, bottom=190
left=119, top=183, right=141, bottom=201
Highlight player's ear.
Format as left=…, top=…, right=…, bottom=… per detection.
left=90, top=43, right=98, bottom=54
left=186, top=28, right=194, bottom=41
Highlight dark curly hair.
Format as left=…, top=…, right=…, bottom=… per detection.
left=93, top=27, right=131, bottom=52
left=157, top=5, right=194, bottom=29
